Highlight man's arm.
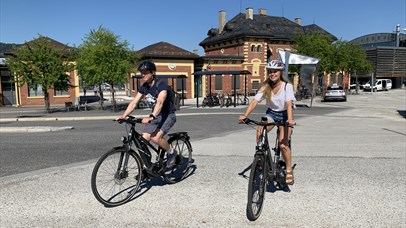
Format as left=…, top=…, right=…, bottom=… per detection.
left=116, top=92, right=143, bottom=120
left=151, top=90, right=167, bottom=117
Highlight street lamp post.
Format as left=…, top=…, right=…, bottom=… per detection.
left=395, top=24, right=406, bottom=47
left=394, top=24, right=406, bottom=88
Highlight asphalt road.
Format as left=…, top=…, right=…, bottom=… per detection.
left=0, top=103, right=339, bottom=177
left=0, top=90, right=405, bottom=227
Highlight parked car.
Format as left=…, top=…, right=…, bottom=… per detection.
left=323, top=84, right=347, bottom=102
left=101, top=83, right=111, bottom=91
left=363, top=79, right=392, bottom=92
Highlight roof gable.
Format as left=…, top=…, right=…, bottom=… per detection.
left=3, top=37, right=75, bottom=57
left=138, top=41, right=199, bottom=59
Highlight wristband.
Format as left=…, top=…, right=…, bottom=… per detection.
left=149, top=114, right=156, bottom=119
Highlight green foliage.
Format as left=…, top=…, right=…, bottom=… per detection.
left=293, top=33, right=372, bottom=74
left=333, top=40, right=372, bottom=74
left=293, top=32, right=336, bottom=73
left=76, top=26, right=137, bottom=88
left=5, top=35, right=75, bottom=112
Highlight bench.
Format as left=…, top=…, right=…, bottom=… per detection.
left=65, top=102, right=74, bottom=112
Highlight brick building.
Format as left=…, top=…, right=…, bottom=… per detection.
left=0, top=37, right=78, bottom=107
left=130, top=42, right=199, bottom=99
left=198, top=7, right=336, bottom=96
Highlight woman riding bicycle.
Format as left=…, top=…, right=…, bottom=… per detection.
left=116, top=60, right=177, bottom=167
left=239, top=59, right=296, bottom=185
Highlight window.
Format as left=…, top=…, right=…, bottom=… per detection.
left=54, top=86, right=69, bottom=96
left=176, top=78, right=186, bottom=92
left=54, top=88, right=68, bottom=96
left=54, top=80, right=69, bottom=96
left=215, top=74, right=222, bottom=90
left=251, top=80, right=260, bottom=95
left=251, top=45, right=262, bottom=52
left=28, top=83, right=44, bottom=97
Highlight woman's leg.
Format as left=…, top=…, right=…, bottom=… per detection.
left=279, top=126, right=294, bottom=184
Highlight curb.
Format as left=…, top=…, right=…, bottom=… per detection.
left=0, top=126, right=74, bottom=133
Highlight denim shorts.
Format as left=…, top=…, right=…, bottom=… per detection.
left=265, top=108, right=287, bottom=123
left=143, top=113, right=176, bottom=136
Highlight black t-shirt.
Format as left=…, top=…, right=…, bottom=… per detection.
left=139, top=79, right=175, bottom=114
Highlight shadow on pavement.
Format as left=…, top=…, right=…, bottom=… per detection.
left=397, top=110, right=406, bottom=119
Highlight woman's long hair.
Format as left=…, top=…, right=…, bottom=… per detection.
left=259, top=70, right=291, bottom=103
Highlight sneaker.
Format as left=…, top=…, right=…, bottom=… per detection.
left=166, top=150, right=177, bottom=168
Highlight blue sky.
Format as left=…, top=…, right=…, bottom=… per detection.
left=1, top=0, right=405, bottom=55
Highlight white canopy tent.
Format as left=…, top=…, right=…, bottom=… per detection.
left=278, top=50, right=320, bottom=107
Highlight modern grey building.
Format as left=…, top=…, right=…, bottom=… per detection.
left=350, top=32, right=406, bottom=88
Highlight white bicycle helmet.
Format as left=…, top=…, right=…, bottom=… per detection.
left=266, top=60, right=284, bottom=70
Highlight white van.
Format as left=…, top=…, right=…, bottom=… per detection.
left=363, top=79, right=392, bottom=92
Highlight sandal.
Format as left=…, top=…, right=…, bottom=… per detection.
left=286, top=171, right=294, bottom=185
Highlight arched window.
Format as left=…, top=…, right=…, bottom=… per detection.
left=256, top=45, right=261, bottom=52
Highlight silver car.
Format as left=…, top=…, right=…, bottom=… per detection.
left=323, top=84, right=347, bottom=102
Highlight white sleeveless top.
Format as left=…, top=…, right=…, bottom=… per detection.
left=254, top=82, right=296, bottom=112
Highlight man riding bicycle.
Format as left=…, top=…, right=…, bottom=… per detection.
left=116, top=60, right=177, bottom=167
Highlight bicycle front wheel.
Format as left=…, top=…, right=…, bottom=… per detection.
left=163, top=136, right=193, bottom=184
left=91, top=147, right=142, bottom=207
left=246, top=154, right=267, bottom=221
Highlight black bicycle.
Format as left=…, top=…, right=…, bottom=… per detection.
left=240, top=117, right=295, bottom=221
left=91, top=115, right=193, bottom=207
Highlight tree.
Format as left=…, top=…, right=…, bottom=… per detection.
left=293, top=32, right=336, bottom=74
left=293, top=33, right=372, bottom=92
left=332, top=40, right=372, bottom=92
left=76, top=26, right=137, bottom=111
left=5, top=35, right=75, bottom=112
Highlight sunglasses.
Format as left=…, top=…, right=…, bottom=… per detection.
left=140, top=71, right=151, bottom=75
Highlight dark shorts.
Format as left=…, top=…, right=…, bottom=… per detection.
left=265, top=108, right=287, bottom=123
left=143, top=113, right=176, bottom=136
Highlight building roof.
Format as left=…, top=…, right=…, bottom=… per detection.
left=1, top=37, right=75, bottom=57
left=137, top=41, right=199, bottom=59
left=0, top=43, right=22, bottom=57
left=200, top=12, right=336, bottom=47
left=350, top=33, right=406, bottom=48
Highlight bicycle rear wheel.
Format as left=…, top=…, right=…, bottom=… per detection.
left=246, top=154, right=267, bottom=221
left=163, top=136, right=193, bottom=184
left=275, top=160, right=287, bottom=190
left=91, top=147, right=142, bottom=207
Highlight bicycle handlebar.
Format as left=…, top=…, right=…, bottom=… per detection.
left=239, top=117, right=293, bottom=128
left=114, top=115, right=145, bottom=125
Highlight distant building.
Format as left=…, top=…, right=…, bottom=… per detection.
left=198, top=7, right=336, bottom=96
left=350, top=33, right=406, bottom=88
left=131, top=42, right=199, bottom=99
left=350, top=33, right=406, bottom=48
left=0, top=37, right=78, bottom=107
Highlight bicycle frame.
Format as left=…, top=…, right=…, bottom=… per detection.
left=120, top=119, right=166, bottom=172
left=245, top=117, right=289, bottom=182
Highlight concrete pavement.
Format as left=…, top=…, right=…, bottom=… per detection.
left=0, top=89, right=405, bottom=227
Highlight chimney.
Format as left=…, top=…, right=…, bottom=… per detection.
left=219, top=10, right=226, bottom=33
left=246, top=7, right=253, bottom=20
left=295, top=18, right=302, bottom=25
left=258, top=8, right=267, bottom=16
